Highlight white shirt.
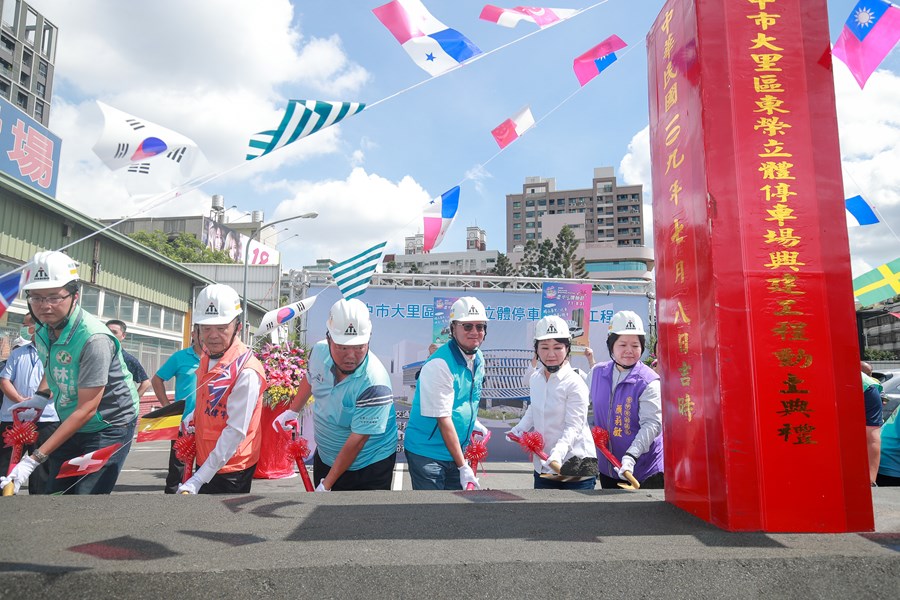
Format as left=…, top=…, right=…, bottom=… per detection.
left=194, top=358, right=262, bottom=484
left=514, top=362, right=595, bottom=473
left=418, top=353, right=474, bottom=418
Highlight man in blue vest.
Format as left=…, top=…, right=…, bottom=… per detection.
left=0, top=251, right=138, bottom=495
left=404, top=296, right=489, bottom=490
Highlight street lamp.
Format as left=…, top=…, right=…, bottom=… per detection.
left=241, top=212, right=318, bottom=340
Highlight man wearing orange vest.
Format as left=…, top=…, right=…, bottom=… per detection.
left=177, top=284, right=267, bottom=494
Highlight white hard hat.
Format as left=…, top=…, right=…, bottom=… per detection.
left=193, top=284, right=242, bottom=325
left=23, top=251, right=79, bottom=290
left=327, top=298, right=372, bottom=345
left=535, top=315, right=570, bottom=341
left=449, top=297, right=487, bottom=323
left=608, top=310, right=646, bottom=336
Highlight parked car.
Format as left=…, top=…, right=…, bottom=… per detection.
left=873, top=370, right=900, bottom=421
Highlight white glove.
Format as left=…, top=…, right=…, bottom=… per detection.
left=505, top=429, right=521, bottom=443
left=177, top=475, right=203, bottom=495
left=0, top=455, right=39, bottom=495
left=315, top=479, right=331, bottom=492
left=473, top=421, right=489, bottom=437
left=181, top=411, right=195, bottom=435
left=459, top=464, right=480, bottom=490
left=615, top=454, right=637, bottom=481
left=273, top=409, right=300, bottom=432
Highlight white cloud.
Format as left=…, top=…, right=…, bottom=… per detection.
left=269, top=167, right=431, bottom=265
left=619, top=125, right=652, bottom=246
left=31, top=0, right=369, bottom=220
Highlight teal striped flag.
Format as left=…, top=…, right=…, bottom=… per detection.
left=330, top=242, right=387, bottom=300
left=246, top=100, right=365, bottom=160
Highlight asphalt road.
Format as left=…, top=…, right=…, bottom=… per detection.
left=3, top=424, right=899, bottom=599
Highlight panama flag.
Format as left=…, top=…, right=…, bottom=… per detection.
left=256, top=295, right=318, bottom=337
left=330, top=242, right=388, bottom=300
left=56, top=443, right=124, bottom=479
left=479, top=5, right=577, bottom=28
left=423, top=186, right=460, bottom=253
left=0, top=270, right=22, bottom=319
left=92, top=102, right=200, bottom=172
left=247, top=100, right=365, bottom=160
left=491, top=106, right=536, bottom=149
left=573, top=35, right=627, bottom=86
left=373, top=0, right=481, bottom=76
left=845, top=195, right=880, bottom=226
left=833, top=0, right=900, bottom=89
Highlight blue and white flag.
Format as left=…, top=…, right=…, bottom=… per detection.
left=330, top=242, right=388, bottom=300
left=373, top=0, right=481, bottom=76
left=246, top=100, right=365, bottom=161
left=845, top=194, right=880, bottom=227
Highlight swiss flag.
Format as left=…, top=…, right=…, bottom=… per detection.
left=56, top=443, right=123, bottom=479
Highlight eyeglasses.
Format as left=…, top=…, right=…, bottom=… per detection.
left=460, top=323, right=487, bottom=333
left=27, top=294, right=72, bottom=306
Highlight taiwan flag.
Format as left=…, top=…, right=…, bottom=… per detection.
left=573, top=35, right=627, bottom=86
left=56, top=443, right=124, bottom=479
left=833, top=0, right=900, bottom=88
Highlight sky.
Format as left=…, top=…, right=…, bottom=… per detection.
left=28, top=0, right=900, bottom=278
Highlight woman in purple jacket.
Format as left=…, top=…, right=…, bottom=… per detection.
left=589, top=311, right=664, bottom=489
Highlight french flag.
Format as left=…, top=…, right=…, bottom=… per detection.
left=423, top=186, right=460, bottom=253
left=479, top=5, right=577, bottom=28
left=0, top=270, right=22, bottom=319
left=374, top=0, right=481, bottom=76
left=491, top=106, right=536, bottom=149
left=573, top=35, right=627, bottom=86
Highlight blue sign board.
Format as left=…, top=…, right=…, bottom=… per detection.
left=0, top=96, right=61, bottom=197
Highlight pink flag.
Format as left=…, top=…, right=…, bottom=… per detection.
left=480, top=5, right=576, bottom=28
left=833, top=0, right=900, bottom=89
left=491, top=106, right=536, bottom=149
left=56, top=443, right=123, bottom=479
left=573, top=35, right=627, bottom=86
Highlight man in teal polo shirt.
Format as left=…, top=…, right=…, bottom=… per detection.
left=151, top=332, right=201, bottom=493
left=404, top=296, right=488, bottom=490
left=1, top=251, right=138, bottom=495
left=275, top=298, right=397, bottom=491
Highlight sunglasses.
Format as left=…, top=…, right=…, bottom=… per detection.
left=460, top=323, right=487, bottom=332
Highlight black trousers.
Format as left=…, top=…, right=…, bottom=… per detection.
left=313, top=451, right=395, bottom=491
left=198, top=464, right=256, bottom=494
left=163, top=440, right=186, bottom=494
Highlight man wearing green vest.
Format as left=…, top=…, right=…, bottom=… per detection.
left=404, top=296, right=489, bottom=490
left=0, top=251, right=138, bottom=495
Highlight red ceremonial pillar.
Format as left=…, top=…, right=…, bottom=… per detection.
left=648, top=0, right=874, bottom=532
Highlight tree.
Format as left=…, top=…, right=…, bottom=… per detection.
left=538, top=239, right=555, bottom=277
left=492, top=253, right=517, bottom=277
left=129, top=230, right=235, bottom=264
left=864, top=348, right=897, bottom=361
left=519, top=240, right=540, bottom=278
left=385, top=260, right=398, bottom=273
left=552, top=226, right=582, bottom=279
left=408, top=263, right=421, bottom=274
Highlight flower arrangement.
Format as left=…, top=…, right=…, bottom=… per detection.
left=256, top=341, right=308, bottom=409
